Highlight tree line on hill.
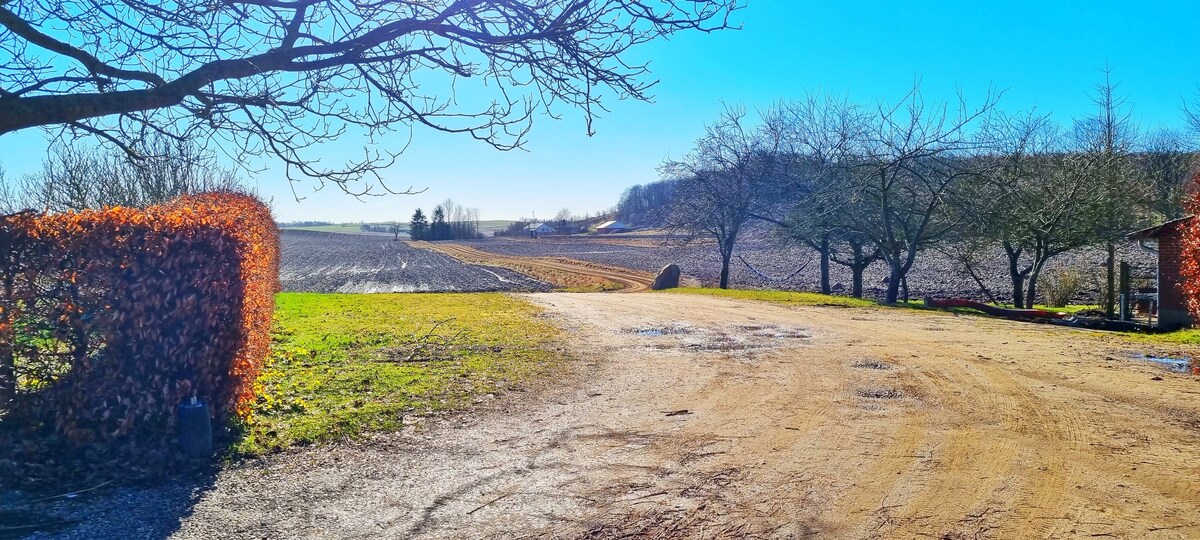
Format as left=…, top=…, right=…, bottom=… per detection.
left=409, top=199, right=483, bottom=241
left=495, top=208, right=604, bottom=237
left=621, top=75, right=1200, bottom=308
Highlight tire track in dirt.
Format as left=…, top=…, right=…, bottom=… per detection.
left=409, top=241, right=655, bottom=292
left=532, top=295, right=1200, bottom=539
left=843, top=321, right=1079, bottom=538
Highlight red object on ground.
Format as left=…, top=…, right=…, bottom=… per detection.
left=924, top=298, right=1067, bottom=320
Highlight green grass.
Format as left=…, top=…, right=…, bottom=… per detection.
left=235, top=292, right=563, bottom=454
left=477, top=219, right=516, bottom=231
left=665, top=287, right=1111, bottom=316
left=1031, top=304, right=1100, bottom=315
left=1120, top=328, right=1200, bottom=346
left=663, top=287, right=877, bottom=307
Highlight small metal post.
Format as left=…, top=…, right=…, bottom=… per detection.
left=178, top=396, right=213, bottom=459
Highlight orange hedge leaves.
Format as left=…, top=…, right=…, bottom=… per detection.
left=1179, top=175, right=1200, bottom=374
left=0, top=192, right=278, bottom=457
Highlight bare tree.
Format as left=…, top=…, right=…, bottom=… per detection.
left=792, top=158, right=885, bottom=299
left=1137, top=128, right=1197, bottom=220
left=960, top=77, right=1157, bottom=309
left=0, top=1, right=736, bottom=194
left=441, top=199, right=461, bottom=224
left=756, top=93, right=869, bottom=294
left=837, top=86, right=1000, bottom=304
left=1076, top=67, right=1144, bottom=315
left=13, top=137, right=243, bottom=211
left=963, top=112, right=1122, bottom=307
left=662, top=105, right=783, bottom=289
left=0, top=166, right=16, bottom=214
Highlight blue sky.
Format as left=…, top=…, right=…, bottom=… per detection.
left=3, top=1, right=1199, bottom=222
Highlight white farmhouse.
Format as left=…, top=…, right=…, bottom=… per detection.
left=527, top=223, right=557, bottom=235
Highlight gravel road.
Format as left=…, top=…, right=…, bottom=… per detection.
left=15, top=292, right=1200, bottom=539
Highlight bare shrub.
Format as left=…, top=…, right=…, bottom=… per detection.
left=1041, top=267, right=1086, bottom=307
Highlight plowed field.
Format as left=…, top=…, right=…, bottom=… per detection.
left=410, top=241, right=656, bottom=292
left=279, top=230, right=550, bottom=293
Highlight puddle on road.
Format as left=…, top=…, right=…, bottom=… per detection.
left=736, top=324, right=811, bottom=339
left=1134, top=354, right=1193, bottom=373
left=681, top=335, right=768, bottom=351
left=625, top=325, right=695, bottom=336
left=851, top=359, right=892, bottom=370
left=626, top=323, right=811, bottom=362
left=856, top=387, right=903, bottom=399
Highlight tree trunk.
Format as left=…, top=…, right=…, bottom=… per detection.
left=0, top=344, right=14, bottom=410
left=901, top=276, right=909, bottom=303
left=884, top=262, right=902, bottom=304
left=1105, top=242, right=1116, bottom=317
left=0, top=274, right=14, bottom=410
left=1025, top=257, right=1048, bottom=309
left=851, top=265, right=865, bottom=298
left=718, top=243, right=732, bottom=289
left=847, top=240, right=869, bottom=299
left=818, top=236, right=831, bottom=294
left=1005, top=245, right=1026, bottom=308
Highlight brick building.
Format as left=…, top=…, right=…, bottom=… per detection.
left=1127, top=216, right=1194, bottom=329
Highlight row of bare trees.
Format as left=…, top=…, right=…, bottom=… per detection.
left=409, top=198, right=483, bottom=241
left=663, top=80, right=1197, bottom=306
left=1, top=138, right=244, bottom=213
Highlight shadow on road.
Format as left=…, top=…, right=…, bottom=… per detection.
left=0, top=460, right=220, bottom=539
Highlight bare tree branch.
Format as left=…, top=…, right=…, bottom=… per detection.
left=0, top=0, right=738, bottom=194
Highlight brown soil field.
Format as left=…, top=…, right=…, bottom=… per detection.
left=411, top=241, right=657, bottom=292
left=43, top=292, right=1200, bottom=539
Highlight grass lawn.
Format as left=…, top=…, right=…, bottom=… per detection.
left=664, top=287, right=877, bottom=307
left=235, top=292, right=563, bottom=454
left=1124, top=328, right=1200, bottom=346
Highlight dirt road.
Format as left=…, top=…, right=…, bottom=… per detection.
left=37, top=293, right=1200, bottom=539
left=410, top=241, right=656, bottom=292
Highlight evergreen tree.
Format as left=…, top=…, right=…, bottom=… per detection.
left=430, top=205, right=451, bottom=240
left=409, top=208, right=429, bottom=240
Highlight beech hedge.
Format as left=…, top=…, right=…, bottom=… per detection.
left=0, top=192, right=278, bottom=465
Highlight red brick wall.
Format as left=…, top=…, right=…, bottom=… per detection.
left=1159, top=230, right=1187, bottom=312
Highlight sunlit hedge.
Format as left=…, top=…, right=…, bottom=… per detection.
left=0, top=193, right=278, bottom=463
left=1178, top=175, right=1200, bottom=374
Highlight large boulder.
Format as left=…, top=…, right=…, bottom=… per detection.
left=651, top=264, right=681, bottom=290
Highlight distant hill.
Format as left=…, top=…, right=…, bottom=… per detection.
left=279, top=223, right=398, bottom=235
left=477, top=220, right=516, bottom=233
left=615, top=179, right=675, bottom=227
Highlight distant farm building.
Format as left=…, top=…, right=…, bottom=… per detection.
left=527, top=223, right=557, bottom=235
left=595, top=220, right=630, bottom=234
left=1126, top=216, right=1194, bottom=329
left=553, top=223, right=586, bottom=235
